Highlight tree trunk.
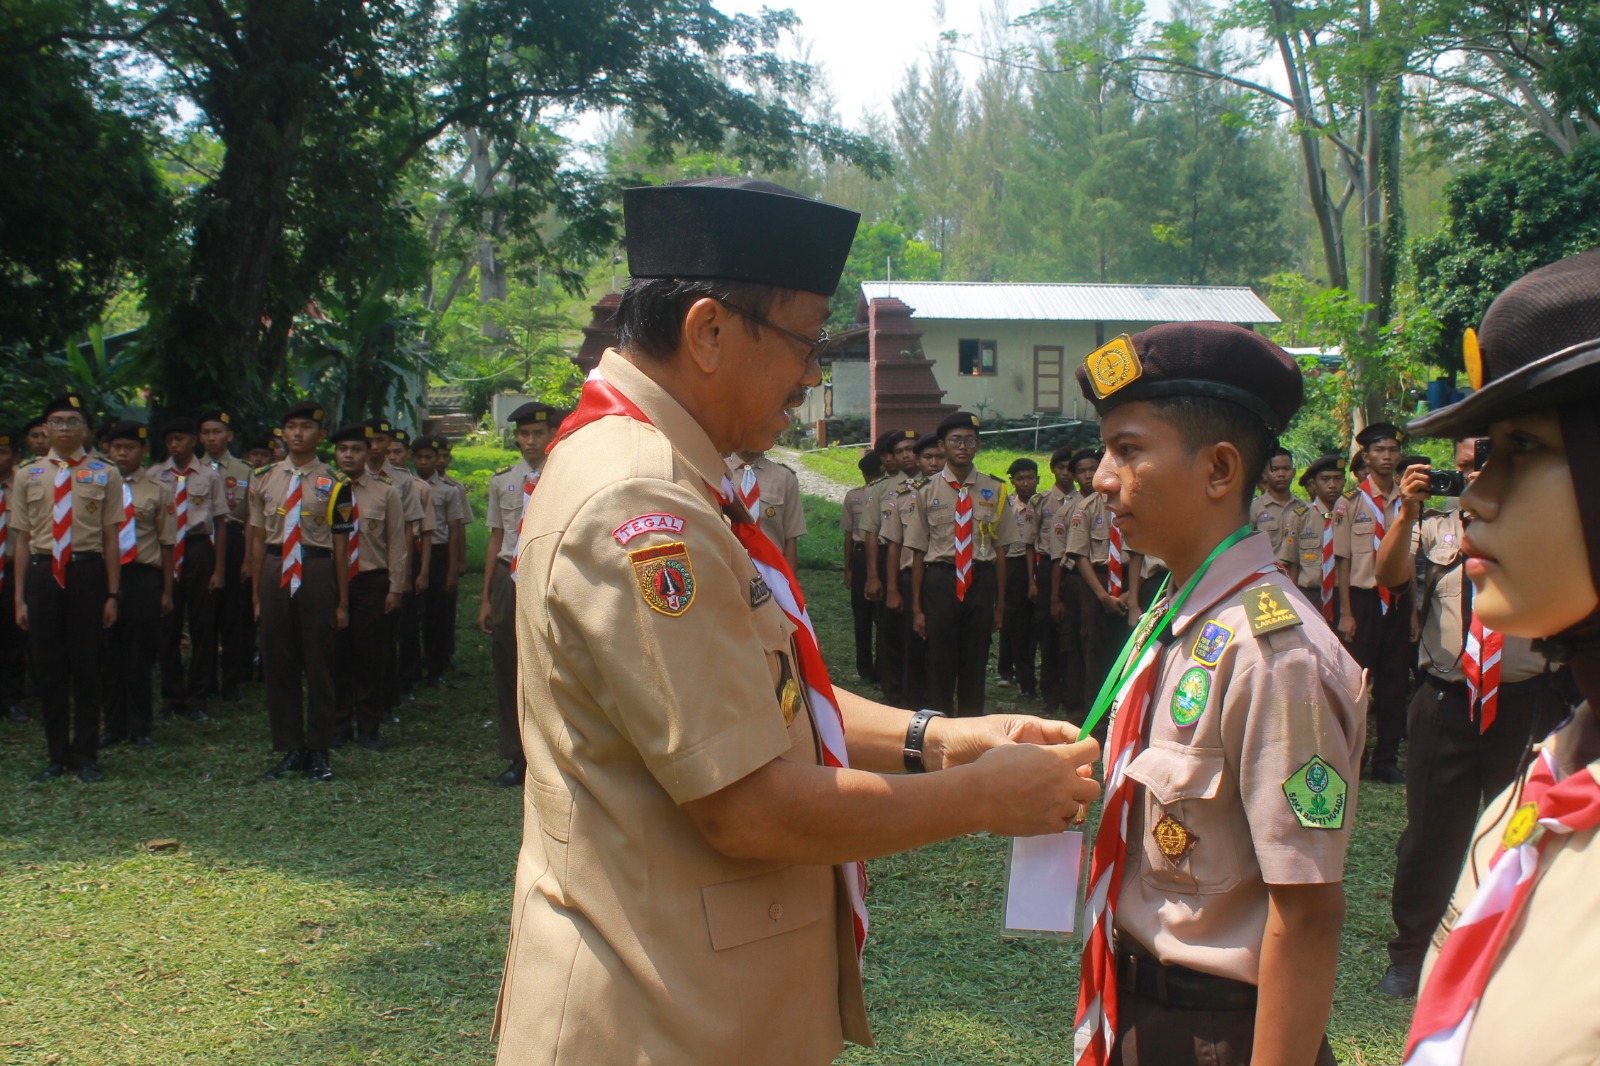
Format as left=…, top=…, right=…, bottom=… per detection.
left=1268, top=12, right=1348, bottom=291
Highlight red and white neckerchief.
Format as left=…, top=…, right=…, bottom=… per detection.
left=1403, top=748, right=1600, bottom=1065
left=345, top=477, right=362, bottom=571
left=1106, top=517, right=1125, bottom=598
left=1462, top=612, right=1503, bottom=733
left=1319, top=507, right=1337, bottom=623
left=737, top=462, right=761, bottom=516
left=1357, top=477, right=1398, bottom=612
left=280, top=469, right=304, bottom=596
left=550, top=369, right=870, bottom=960
left=948, top=474, right=973, bottom=601
left=51, top=455, right=84, bottom=588
left=172, top=467, right=190, bottom=580
left=118, top=480, right=137, bottom=566
left=0, top=480, right=8, bottom=596
left=507, top=469, right=540, bottom=582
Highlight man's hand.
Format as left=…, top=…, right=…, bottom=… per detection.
left=385, top=592, right=402, bottom=614
left=928, top=713, right=1085, bottom=769
left=445, top=574, right=459, bottom=592
left=994, top=604, right=1005, bottom=631
left=967, top=741, right=1103, bottom=836
left=913, top=608, right=927, bottom=639
left=102, top=598, right=118, bottom=629
left=1028, top=579, right=1038, bottom=603
left=478, top=599, right=493, bottom=635
left=161, top=593, right=174, bottom=615
left=1100, top=592, right=1128, bottom=617
left=864, top=575, right=882, bottom=602
left=335, top=605, right=349, bottom=630
left=1052, top=596, right=1066, bottom=623
left=1337, top=612, right=1357, bottom=642
left=886, top=584, right=902, bottom=612
left=416, top=571, right=430, bottom=594
left=15, top=602, right=27, bottom=632
left=1399, top=463, right=1433, bottom=521
left=209, top=570, right=224, bottom=592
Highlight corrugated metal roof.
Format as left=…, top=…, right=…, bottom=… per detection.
left=859, top=281, right=1280, bottom=324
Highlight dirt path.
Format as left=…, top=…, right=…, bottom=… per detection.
left=772, top=447, right=850, bottom=503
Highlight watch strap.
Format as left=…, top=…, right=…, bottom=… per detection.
left=903, top=709, right=946, bottom=773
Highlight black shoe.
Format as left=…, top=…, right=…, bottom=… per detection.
left=186, top=707, right=211, bottom=724
left=32, top=762, right=68, bottom=783
left=77, top=764, right=105, bottom=783
left=1374, top=766, right=1408, bottom=785
left=304, top=751, right=334, bottom=782
left=5, top=704, right=27, bottom=724
left=383, top=710, right=401, bottom=724
left=1378, top=963, right=1421, bottom=998
left=132, top=735, right=158, bottom=750
left=399, top=690, right=417, bottom=703
left=99, top=731, right=127, bottom=748
left=263, top=750, right=308, bottom=781
left=357, top=731, right=385, bottom=753
left=494, top=760, right=526, bottom=789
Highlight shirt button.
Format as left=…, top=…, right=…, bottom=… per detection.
left=768, top=903, right=784, bottom=921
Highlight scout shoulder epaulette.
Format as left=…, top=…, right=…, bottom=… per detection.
left=494, top=466, right=512, bottom=477
left=1343, top=488, right=1360, bottom=501
left=254, top=464, right=274, bottom=476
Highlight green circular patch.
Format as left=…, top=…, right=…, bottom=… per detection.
left=1170, top=667, right=1210, bottom=726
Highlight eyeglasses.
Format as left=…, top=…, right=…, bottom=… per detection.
left=46, top=417, right=86, bottom=429
left=943, top=435, right=979, bottom=450
left=718, top=300, right=830, bottom=363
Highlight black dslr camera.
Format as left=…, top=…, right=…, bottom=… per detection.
left=1427, top=437, right=1491, bottom=496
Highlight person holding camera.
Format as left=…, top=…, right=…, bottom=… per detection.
left=1370, top=437, right=1568, bottom=1000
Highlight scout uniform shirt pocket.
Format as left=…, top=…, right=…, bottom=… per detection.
left=1350, top=515, right=1376, bottom=555
left=1124, top=741, right=1240, bottom=895
left=758, top=475, right=787, bottom=519
left=701, top=864, right=832, bottom=950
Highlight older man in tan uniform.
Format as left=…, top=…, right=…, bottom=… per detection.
left=494, top=177, right=1102, bottom=1066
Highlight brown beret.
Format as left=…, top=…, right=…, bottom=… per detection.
left=1075, top=322, right=1303, bottom=434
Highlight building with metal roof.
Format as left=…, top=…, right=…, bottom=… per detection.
left=856, top=281, right=1279, bottom=326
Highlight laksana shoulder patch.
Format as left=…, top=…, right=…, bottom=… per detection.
left=630, top=541, right=696, bottom=616
left=1283, top=755, right=1348, bottom=829
left=1240, top=583, right=1303, bottom=636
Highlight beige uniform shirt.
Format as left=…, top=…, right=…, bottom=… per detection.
left=1333, top=482, right=1401, bottom=590
left=423, top=473, right=469, bottom=547
left=901, top=467, right=1018, bottom=564
left=1036, top=485, right=1076, bottom=561
left=1116, top=534, right=1368, bottom=984
left=1277, top=501, right=1336, bottom=592
left=839, top=485, right=867, bottom=544
left=1419, top=704, right=1600, bottom=1065
left=378, top=460, right=425, bottom=527
left=486, top=461, right=537, bottom=564
left=1008, top=491, right=1042, bottom=558
left=1251, top=492, right=1307, bottom=556
left=149, top=457, right=227, bottom=535
left=119, top=467, right=177, bottom=567
left=339, top=474, right=408, bottom=595
left=1411, top=508, right=1548, bottom=685
left=857, top=473, right=905, bottom=541
left=726, top=454, right=807, bottom=551
left=203, top=452, right=254, bottom=524
left=14, top=451, right=125, bottom=555
left=495, top=351, right=868, bottom=1064
left=878, top=476, right=928, bottom=571
left=247, top=459, right=342, bottom=550
left=1065, top=493, right=1127, bottom=568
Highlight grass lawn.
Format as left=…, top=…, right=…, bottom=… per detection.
left=0, top=452, right=1412, bottom=1065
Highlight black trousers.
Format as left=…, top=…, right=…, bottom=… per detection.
left=1111, top=990, right=1336, bottom=1066
left=259, top=553, right=338, bottom=752
left=336, top=570, right=397, bottom=738
left=1347, top=585, right=1415, bottom=772
left=897, top=568, right=928, bottom=708
left=999, top=553, right=1036, bottom=695
left=1074, top=562, right=1130, bottom=737
left=847, top=542, right=874, bottom=680
left=422, top=543, right=454, bottom=679
left=922, top=561, right=997, bottom=717
left=25, top=554, right=106, bottom=767
left=873, top=547, right=905, bottom=706
left=0, top=557, right=26, bottom=710
left=215, top=521, right=254, bottom=692
left=489, top=560, right=521, bottom=761
left=1034, top=557, right=1067, bottom=712
left=1387, top=671, right=1567, bottom=968
left=103, top=563, right=162, bottom=740
left=160, top=533, right=217, bottom=712
left=397, top=540, right=426, bottom=692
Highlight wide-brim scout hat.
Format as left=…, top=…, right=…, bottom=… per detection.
left=1410, top=249, right=1600, bottom=438
left=623, top=177, right=861, bottom=297
left=1074, top=322, right=1302, bottom=435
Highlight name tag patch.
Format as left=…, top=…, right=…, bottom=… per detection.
left=612, top=512, right=686, bottom=546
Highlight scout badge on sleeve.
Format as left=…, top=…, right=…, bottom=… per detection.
left=1190, top=621, right=1234, bottom=667
left=1283, top=755, right=1348, bottom=829
left=1170, top=667, right=1210, bottom=726
left=630, top=542, right=696, bottom=616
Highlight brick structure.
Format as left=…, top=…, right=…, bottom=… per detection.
left=867, top=296, right=955, bottom=441
left=573, top=292, right=622, bottom=375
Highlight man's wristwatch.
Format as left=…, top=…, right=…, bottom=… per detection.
left=903, top=709, right=946, bottom=773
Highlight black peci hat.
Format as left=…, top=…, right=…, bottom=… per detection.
left=624, top=178, right=861, bottom=297
left=1356, top=422, right=1405, bottom=448
left=913, top=433, right=942, bottom=455
left=508, top=402, right=564, bottom=427
left=1007, top=457, right=1038, bottom=475
left=1410, top=248, right=1600, bottom=438
left=1299, top=454, right=1345, bottom=489
left=328, top=423, right=375, bottom=445
left=1074, top=323, right=1302, bottom=435
left=937, top=411, right=982, bottom=440
left=106, top=420, right=149, bottom=445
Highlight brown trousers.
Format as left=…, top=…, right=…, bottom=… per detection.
left=1112, top=991, right=1337, bottom=1066
left=259, top=553, right=338, bottom=752
left=488, top=560, right=521, bottom=761
left=335, top=569, right=397, bottom=738
left=1346, top=585, right=1415, bottom=772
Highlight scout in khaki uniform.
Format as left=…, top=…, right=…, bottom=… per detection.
left=24, top=416, right=50, bottom=461
left=198, top=408, right=255, bottom=700
left=1372, top=437, right=1566, bottom=1000
left=151, top=416, right=228, bottom=722
left=386, top=428, right=433, bottom=701
left=495, top=177, right=1102, bottom=1066
left=1249, top=445, right=1304, bottom=555
left=905, top=411, right=1019, bottom=717
left=412, top=435, right=469, bottom=686
left=0, top=428, right=27, bottom=723
left=1065, top=476, right=1143, bottom=725
left=1035, top=446, right=1077, bottom=714
left=365, top=418, right=430, bottom=707
left=435, top=438, right=471, bottom=668
left=839, top=451, right=882, bottom=682
left=997, top=457, right=1041, bottom=698
left=100, top=421, right=175, bottom=749
left=1335, top=421, right=1415, bottom=784
left=1278, top=454, right=1346, bottom=610
left=328, top=424, right=408, bottom=752
left=880, top=433, right=940, bottom=707
left=13, top=394, right=125, bottom=783
left=1401, top=249, right=1600, bottom=1066
left=480, top=401, right=563, bottom=788
left=861, top=427, right=918, bottom=705
left=268, top=426, right=287, bottom=464
left=727, top=450, right=807, bottom=570
left=250, top=401, right=353, bottom=783
left=1068, top=324, right=1366, bottom=1066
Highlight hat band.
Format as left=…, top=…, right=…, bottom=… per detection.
left=1101, top=378, right=1284, bottom=434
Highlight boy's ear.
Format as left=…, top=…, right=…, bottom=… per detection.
left=1204, top=440, right=1248, bottom=506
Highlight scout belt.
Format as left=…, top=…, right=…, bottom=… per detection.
left=266, top=544, right=332, bottom=559
left=1115, top=950, right=1258, bottom=1012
